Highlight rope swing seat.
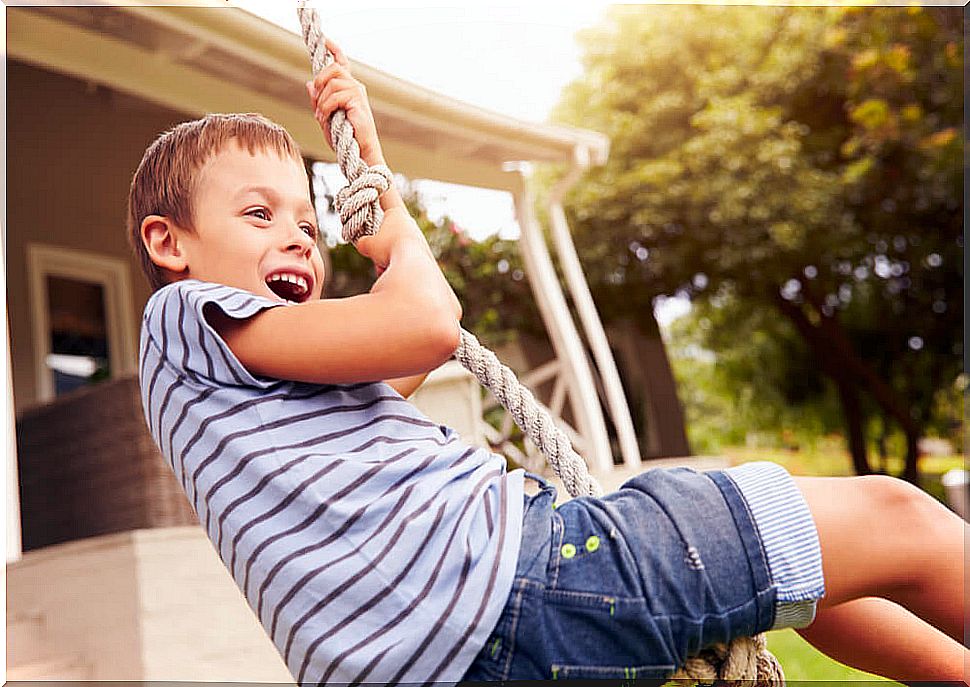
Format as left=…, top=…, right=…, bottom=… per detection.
left=296, top=5, right=785, bottom=685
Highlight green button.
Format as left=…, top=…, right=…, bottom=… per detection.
left=585, top=535, right=600, bottom=552
left=560, top=543, right=576, bottom=559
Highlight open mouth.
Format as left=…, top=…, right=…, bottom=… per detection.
left=265, top=271, right=312, bottom=303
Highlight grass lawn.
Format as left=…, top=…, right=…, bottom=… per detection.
left=719, top=444, right=965, bottom=506
left=767, top=628, right=899, bottom=683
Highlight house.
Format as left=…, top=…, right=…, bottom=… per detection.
left=5, top=4, right=678, bottom=681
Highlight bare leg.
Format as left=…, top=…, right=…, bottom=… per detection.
left=794, top=475, right=966, bottom=639
left=796, top=596, right=968, bottom=682
left=791, top=475, right=967, bottom=680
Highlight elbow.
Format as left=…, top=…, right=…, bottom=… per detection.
left=413, top=288, right=461, bottom=365
left=434, top=316, right=461, bottom=363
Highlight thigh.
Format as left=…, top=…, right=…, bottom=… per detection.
left=792, top=474, right=931, bottom=607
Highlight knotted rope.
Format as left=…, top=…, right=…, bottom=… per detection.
left=297, top=3, right=602, bottom=500
left=300, top=5, right=392, bottom=242
left=672, top=633, right=786, bottom=686
left=296, top=4, right=783, bottom=684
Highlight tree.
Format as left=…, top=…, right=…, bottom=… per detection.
left=553, top=5, right=963, bottom=482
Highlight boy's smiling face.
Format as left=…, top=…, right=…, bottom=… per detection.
left=178, top=140, right=325, bottom=304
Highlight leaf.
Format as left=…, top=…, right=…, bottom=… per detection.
left=849, top=98, right=891, bottom=130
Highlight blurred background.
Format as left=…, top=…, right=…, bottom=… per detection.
left=325, top=4, right=965, bottom=493
left=4, top=3, right=964, bottom=684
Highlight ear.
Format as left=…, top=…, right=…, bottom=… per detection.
left=141, top=215, right=189, bottom=275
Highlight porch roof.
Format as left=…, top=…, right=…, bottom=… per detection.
left=7, top=3, right=609, bottom=192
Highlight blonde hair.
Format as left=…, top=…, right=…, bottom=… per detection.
left=127, top=113, right=303, bottom=290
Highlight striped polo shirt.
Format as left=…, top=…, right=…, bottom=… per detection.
left=139, top=279, right=525, bottom=684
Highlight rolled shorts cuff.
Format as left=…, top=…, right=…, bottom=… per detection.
left=722, top=461, right=826, bottom=630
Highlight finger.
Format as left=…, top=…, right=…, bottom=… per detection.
left=310, top=63, right=350, bottom=99
left=325, top=37, right=349, bottom=67
left=314, top=79, right=360, bottom=124
left=314, top=76, right=356, bottom=112
left=317, top=90, right=356, bottom=124
left=316, top=92, right=360, bottom=148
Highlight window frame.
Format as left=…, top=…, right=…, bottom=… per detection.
left=27, top=244, right=137, bottom=403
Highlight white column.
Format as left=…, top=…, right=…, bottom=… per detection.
left=547, top=147, right=642, bottom=468
left=512, top=170, right=613, bottom=473
left=4, top=308, right=20, bottom=565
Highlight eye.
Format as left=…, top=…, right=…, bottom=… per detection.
left=300, top=223, right=319, bottom=240
left=246, top=207, right=271, bottom=222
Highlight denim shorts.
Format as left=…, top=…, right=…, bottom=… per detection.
left=461, top=464, right=824, bottom=682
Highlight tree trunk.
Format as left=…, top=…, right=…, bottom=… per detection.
left=796, top=283, right=922, bottom=443
left=876, top=421, right=890, bottom=473
left=608, top=317, right=691, bottom=458
left=902, top=428, right=921, bottom=484
left=775, top=291, right=920, bottom=486
left=835, top=378, right=873, bottom=475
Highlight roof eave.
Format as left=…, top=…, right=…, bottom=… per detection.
left=113, top=1, right=610, bottom=166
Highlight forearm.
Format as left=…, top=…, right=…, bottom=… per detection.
left=370, top=238, right=462, bottom=323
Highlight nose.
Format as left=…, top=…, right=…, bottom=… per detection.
left=285, top=225, right=315, bottom=257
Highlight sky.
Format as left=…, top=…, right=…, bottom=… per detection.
left=234, top=1, right=608, bottom=123
left=234, top=1, right=693, bottom=327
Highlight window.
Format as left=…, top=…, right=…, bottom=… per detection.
left=27, top=245, right=137, bottom=403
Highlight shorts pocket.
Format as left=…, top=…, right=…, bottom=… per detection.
left=552, top=663, right=676, bottom=680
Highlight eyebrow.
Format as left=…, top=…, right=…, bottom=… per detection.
left=235, top=185, right=315, bottom=217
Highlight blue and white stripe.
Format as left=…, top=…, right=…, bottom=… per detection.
left=724, top=461, right=826, bottom=629
left=139, top=279, right=525, bottom=684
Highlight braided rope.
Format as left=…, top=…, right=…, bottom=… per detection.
left=456, top=329, right=601, bottom=497
left=299, top=4, right=392, bottom=243
left=296, top=5, right=783, bottom=685
left=297, top=2, right=602, bottom=499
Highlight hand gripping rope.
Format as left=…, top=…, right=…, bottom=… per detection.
left=296, top=5, right=784, bottom=684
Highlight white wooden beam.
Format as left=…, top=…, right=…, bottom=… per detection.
left=512, top=172, right=613, bottom=473
left=2, top=3, right=22, bottom=566
left=547, top=148, right=642, bottom=468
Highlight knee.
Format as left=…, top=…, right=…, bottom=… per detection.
left=857, top=474, right=938, bottom=530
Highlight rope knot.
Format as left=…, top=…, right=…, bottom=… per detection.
left=334, top=162, right=393, bottom=243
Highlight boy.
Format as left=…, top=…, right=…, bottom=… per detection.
left=132, top=39, right=966, bottom=684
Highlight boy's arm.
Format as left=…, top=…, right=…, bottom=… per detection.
left=212, top=41, right=461, bottom=386
left=211, top=210, right=461, bottom=384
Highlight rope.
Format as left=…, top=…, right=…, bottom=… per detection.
left=299, top=4, right=392, bottom=243
left=295, top=5, right=784, bottom=685
left=297, top=2, right=602, bottom=500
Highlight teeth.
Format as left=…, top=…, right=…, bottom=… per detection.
left=267, top=272, right=308, bottom=295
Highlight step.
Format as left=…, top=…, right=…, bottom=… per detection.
left=6, top=654, right=94, bottom=681
left=6, top=611, right=49, bottom=667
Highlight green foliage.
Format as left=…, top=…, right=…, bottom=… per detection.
left=552, top=6, right=963, bottom=459
left=765, top=629, right=893, bottom=682
left=667, top=291, right=842, bottom=453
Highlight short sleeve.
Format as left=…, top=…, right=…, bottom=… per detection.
left=142, top=279, right=288, bottom=388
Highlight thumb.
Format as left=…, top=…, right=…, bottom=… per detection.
left=354, top=234, right=388, bottom=269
